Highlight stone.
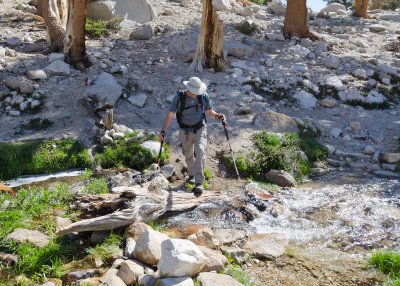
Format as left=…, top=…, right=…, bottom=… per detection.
left=350, top=122, right=361, bottom=131
left=255, top=10, right=268, bottom=20
left=379, top=14, right=400, bottom=22
left=318, top=3, right=346, bottom=14
left=290, top=45, right=311, bottom=58
left=225, top=41, right=254, bottom=59
left=377, top=64, right=398, bottom=76
left=88, top=0, right=156, bottom=24
left=86, top=72, right=122, bottom=107
left=382, top=78, right=390, bottom=85
left=354, top=68, right=367, bottom=79
left=67, top=269, right=100, bottom=283
left=363, top=146, right=375, bottom=155
left=265, top=169, right=296, bottom=187
left=220, top=246, right=249, bottom=264
left=252, top=111, right=298, bottom=133
left=369, top=24, right=386, bottom=32
left=213, top=229, right=246, bottom=245
left=239, top=7, right=253, bottom=17
left=199, top=246, right=228, bottom=272
left=117, top=260, right=145, bottom=285
left=55, top=217, right=72, bottom=231
left=19, top=101, right=29, bottom=111
left=157, top=239, right=206, bottom=278
left=20, top=84, right=34, bottom=95
left=197, top=272, right=244, bottom=286
left=43, top=60, right=71, bottom=76
left=374, top=170, right=400, bottom=179
left=130, top=24, right=154, bottom=40
left=300, top=38, right=313, bottom=48
left=125, top=238, right=136, bottom=258
left=266, top=33, right=285, bottom=41
left=48, top=53, right=65, bottom=62
left=125, top=222, right=152, bottom=241
left=138, top=274, right=157, bottom=286
left=243, top=233, right=288, bottom=259
left=156, top=277, right=194, bottom=286
left=101, top=274, right=126, bottom=286
left=188, top=228, right=219, bottom=248
left=133, top=229, right=169, bottom=266
left=31, top=100, right=41, bottom=109
left=212, top=0, right=230, bottom=11
left=90, top=231, right=109, bottom=244
left=320, top=98, right=337, bottom=108
left=101, top=134, right=114, bottom=145
left=26, top=69, right=47, bottom=80
left=5, top=76, right=31, bottom=94
left=293, top=91, right=317, bottom=109
left=365, top=90, right=386, bottom=104
left=128, top=93, right=148, bottom=108
left=168, top=35, right=197, bottom=57
left=160, top=164, right=175, bottom=179
left=325, top=55, right=340, bottom=69
left=0, top=253, right=19, bottom=265
left=6, top=37, right=22, bottom=47
left=380, top=153, right=400, bottom=163
left=330, top=127, right=342, bottom=138
left=6, top=229, right=50, bottom=248
left=266, top=0, right=286, bottom=15
left=140, top=141, right=163, bottom=157
left=325, top=75, right=344, bottom=91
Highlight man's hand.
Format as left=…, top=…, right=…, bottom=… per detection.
left=215, top=113, right=226, bottom=121
left=160, top=130, right=166, bottom=141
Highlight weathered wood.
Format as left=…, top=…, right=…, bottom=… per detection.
left=103, top=107, right=113, bottom=130
left=354, top=0, right=369, bottom=18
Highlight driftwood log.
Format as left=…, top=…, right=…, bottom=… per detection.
left=58, top=174, right=232, bottom=235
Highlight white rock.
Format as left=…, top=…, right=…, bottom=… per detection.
left=128, top=93, right=148, bottom=108
left=158, top=239, right=206, bottom=278
left=117, top=260, right=145, bottom=285
left=86, top=72, right=123, bottom=106
left=26, top=69, right=47, bottom=80
left=140, top=141, right=163, bottom=157
left=319, top=3, right=346, bottom=14
left=43, top=60, right=71, bottom=76
left=156, top=277, right=194, bottom=286
left=290, top=45, right=311, bottom=58
left=133, top=229, right=169, bottom=266
left=130, top=24, right=154, bottom=40
left=365, top=90, right=386, bottom=104
left=101, top=134, right=114, bottom=145
left=255, top=10, right=268, bottom=20
left=354, top=68, right=367, bottom=79
left=369, top=24, right=386, bottom=32
left=48, top=53, right=65, bottom=62
left=212, top=0, right=230, bottom=11
left=293, top=91, right=317, bottom=109
left=336, top=9, right=347, bottom=15
left=125, top=238, right=136, bottom=259
left=266, top=0, right=286, bottom=16
left=239, top=7, right=253, bottom=17
left=325, top=55, right=340, bottom=69
left=325, top=75, right=345, bottom=91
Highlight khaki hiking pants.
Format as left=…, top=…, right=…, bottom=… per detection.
left=179, top=126, right=207, bottom=185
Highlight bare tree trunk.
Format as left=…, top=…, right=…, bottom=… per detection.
left=370, top=0, right=381, bottom=9
left=41, top=0, right=65, bottom=52
left=354, top=0, right=369, bottom=18
left=190, top=0, right=224, bottom=72
left=283, top=0, right=314, bottom=39
left=64, top=0, right=89, bottom=69
left=57, top=0, right=69, bottom=29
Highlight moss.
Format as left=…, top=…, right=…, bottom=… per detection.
left=0, top=139, right=92, bottom=180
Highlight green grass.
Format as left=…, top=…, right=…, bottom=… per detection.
left=0, top=139, right=92, bottom=180
left=369, top=250, right=400, bottom=285
left=204, top=168, right=213, bottom=181
left=222, top=264, right=252, bottom=286
left=147, top=220, right=166, bottom=232
left=18, top=118, right=53, bottom=132
left=249, top=0, right=266, bottom=4
left=86, top=233, right=123, bottom=264
left=236, top=21, right=257, bottom=35
left=86, top=17, right=123, bottom=37
left=80, top=169, right=109, bottom=195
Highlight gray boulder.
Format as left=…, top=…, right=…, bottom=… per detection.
left=369, top=24, right=386, bottom=32
left=252, top=111, right=298, bottom=133
left=6, top=229, right=50, bottom=248
left=293, top=91, right=317, bottom=109
left=265, top=169, right=296, bottom=187
left=133, top=229, right=168, bottom=266
left=266, top=0, right=286, bottom=15
left=128, top=93, right=148, bottom=108
left=130, top=24, right=154, bottom=40
left=243, top=233, right=288, bottom=259
left=225, top=41, right=255, bottom=58
left=86, top=72, right=122, bottom=107
left=43, top=60, right=71, bottom=76
left=324, top=55, right=340, bottom=69
left=26, top=69, right=47, bottom=80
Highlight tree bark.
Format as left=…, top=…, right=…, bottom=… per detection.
left=64, top=0, right=89, bottom=69
left=283, top=0, right=313, bottom=39
left=354, top=0, right=369, bottom=18
left=190, top=0, right=224, bottom=72
left=41, top=0, right=65, bottom=52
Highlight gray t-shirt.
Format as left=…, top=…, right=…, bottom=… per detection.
left=169, top=91, right=213, bottom=126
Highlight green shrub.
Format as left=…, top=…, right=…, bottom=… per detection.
left=236, top=21, right=257, bottom=35
left=86, top=17, right=124, bottom=37
left=0, top=139, right=92, bottom=180
left=369, top=250, right=400, bottom=280
left=381, top=0, right=400, bottom=10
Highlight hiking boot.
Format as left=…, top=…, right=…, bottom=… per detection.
left=186, top=176, right=195, bottom=184
left=194, top=183, right=204, bottom=194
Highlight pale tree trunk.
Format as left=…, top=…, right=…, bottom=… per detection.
left=283, top=0, right=315, bottom=39
left=64, top=0, right=89, bottom=69
left=370, top=0, right=381, bottom=10
left=190, top=0, right=224, bottom=72
left=40, top=0, right=65, bottom=52
left=354, top=0, right=369, bottom=18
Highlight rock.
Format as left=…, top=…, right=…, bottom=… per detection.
left=140, top=141, right=163, bottom=157
left=40, top=282, right=56, bottom=286
left=369, top=24, right=386, bottom=32
left=48, top=53, right=65, bottom=62
left=163, top=9, right=174, bottom=16
left=293, top=91, right=317, bottom=109
left=20, top=84, right=33, bottom=95
left=130, top=24, right=154, bottom=40
left=330, top=127, right=342, bottom=138
left=19, top=101, right=29, bottom=111
left=138, top=274, right=157, bottom=286
left=213, top=229, right=247, bottom=245
left=354, top=68, right=367, bottom=79
left=243, top=233, right=288, bottom=259
left=197, top=272, right=244, bottom=286
left=239, top=7, right=253, bottom=17
left=157, top=239, right=206, bottom=278
left=43, top=60, right=71, bottom=76
left=212, top=0, right=230, bottom=11
left=199, top=246, right=228, bottom=272
left=67, top=269, right=100, bottom=283
left=5, top=76, right=33, bottom=94
left=55, top=217, right=72, bottom=232
left=168, top=35, right=197, bottom=57
left=363, top=146, right=375, bottom=155
left=133, top=229, right=169, bottom=266
left=252, top=111, right=298, bottom=133
left=125, top=222, right=152, bottom=241
left=128, top=93, right=148, bottom=108
left=88, top=0, right=156, bottom=24
left=31, top=100, right=41, bottom=109
left=26, top=69, right=47, bottom=80
left=382, top=78, right=390, bottom=85
left=117, top=260, right=145, bottom=285
left=101, top=134, right=114, bottom=145
left=377, top=64, right=398, bottom=76
left=125, top=238, right=136, bottom=258
left=325, top=75, right=345, bottom=91
left=318, top=3, right=346, bottom=14
left=336, top=9, right=347, bottom=15
left=379, top=14, right=400, bottom=22
left=266, top=33, right=285, bottom=41
left=380, top=153, right=400, bottom=163
left=90, top=231, right=109, bottom=244
left=188, top=228, right=219, bottom=248
left=374, top=170, right=400, bottom=179
left=225, top=41, right=254, bottom=58
left=266, top=0, right=286, bottom=15
left=350, top=122, right=361, bottom=131
left=160, top=164, right=175, bottom=179
left=86, top=72, right=123, bottom=107
left=255, top=10, right=268, bottom=20
left=365, top=90, right=386, bottom=104
left=325, top=55, right=340, bottom=69
left=6, top=229, right=50, bottom=248
left=220, top=246, right=249, bottom=264
left=320, top=98, right=337, bottom=108
left=265, top=169, right=296, bottom=187
left=156, top=277, right=193, bottom=286
left=101, top=274, right=126, bottom=286
left=0, top=253, right=19, bottom=265
left=290, top=45, right=311, bottom=58
left=6, top=37, right=22, bottom=47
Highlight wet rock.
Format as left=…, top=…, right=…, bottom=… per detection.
left=197, top=272, right=244, bottom=286
left=243, top=233, right=288, bottom=260
left=67, top=269, right=100, bottom=284
left=128, top=93, right=148, bottom=108
left=199, top=246, right=228, bottom=272
left=125, top=238, right=136, bottom=258
left=252, top=111, right=298, bottom=133
left=188, top=227, right=219, bottom=249
left=293, top=91, right=317, bottom=109
left=6, top=229, right=50, bottom=248
left=157, top=239, right=206, bottom=278
left=44, top=60, right=71, bottom=76
left=220, top=246, right=249, bottom=264
left=379, top=153, right=400, bottom=163
left=130, top=24, right=154, bottom=40
left=213, top=229, right=247, bottom=245
left=86, top=72, right=122, bottom=107
left=117, top=260, right=145, bottom=285
left=26, top=69, right=47, bottom=80
left=265, top=170, right=296, bottom=187
left=125, top=222, right=152, bottom=241
left=134, top=229, right=168, bottom=266
left=156, top=277, right=193, bottom=286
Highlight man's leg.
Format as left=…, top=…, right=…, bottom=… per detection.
left=193, top=127, right=207, bottom=185
left=179, top=129, right=196, bottom=179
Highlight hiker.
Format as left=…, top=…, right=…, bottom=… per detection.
left=160, top=77, right=225, bottom=194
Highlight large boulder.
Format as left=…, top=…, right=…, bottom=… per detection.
left=43, top=60, right=71, bottom=76
left=293, top=91, right=317, bottom=109
left=197, top=272, right=244, bottom=286
left=88, top=0, right=156, bottom=24
left=129, top=24, right=154, bottom=40
left=265, top=169, right=296, bottom=187
left=318, top=3, right=346, bottom=15
left=86, top=72, right=122, bottom=108
left=225, top=41, right=255, bottom=58
left=212, top=0, right=230, bottom=11
left=6, top=229, right=50, bottom=248
left=187, top=227, right=219, bottom=248
left=117, top=260, right=145, bottom=285
left=266, top=0, right=285, bottom=16
left=125, top=222, right=152, bottom=241
left=199, top=246, right=228, bottom=272
left=158, top=239, right=206, bottom=278
left=243, top=233, right=288, bottom=259
left=252, top=110, right=298, bottom=133
left=133, top=229, right=168, bottom=266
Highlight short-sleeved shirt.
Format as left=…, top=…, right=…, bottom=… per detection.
left=169, top=91, right=213, bottom=126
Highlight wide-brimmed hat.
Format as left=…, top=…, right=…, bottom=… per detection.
left=183, top=77, right=207, bottom=95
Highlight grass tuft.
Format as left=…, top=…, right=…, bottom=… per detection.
left=204, top=168, right=213, bottom=181
left=369, top=250, right=400, bottom=282
left=86, top=233, right=123, bottom=263
left=86, top=17, right=123, bottom=37
left=222, top=264, right=252, bottom=286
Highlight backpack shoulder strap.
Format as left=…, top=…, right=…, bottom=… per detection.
left=176, top=91, right=186, bottom=127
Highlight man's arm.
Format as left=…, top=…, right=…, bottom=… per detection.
left=206, top=109, right=225, bottom=121
left=160, top=111, right=175, bottom=140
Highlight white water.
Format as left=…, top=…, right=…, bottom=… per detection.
left=6, top=170, right=83, bottom=188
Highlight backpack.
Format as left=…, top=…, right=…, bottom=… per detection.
left=176, top=90, right=207, bottom=130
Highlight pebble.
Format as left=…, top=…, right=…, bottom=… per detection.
left=363, top=146, right=375, bottom=155
left=350, top=122, right=361, bottom=131
left=9, top=110, right=20, bottom=116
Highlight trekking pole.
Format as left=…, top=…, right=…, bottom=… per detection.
left=157, top=135, right=164, bottom=167
left=221, top=119, right=244, bottom=193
